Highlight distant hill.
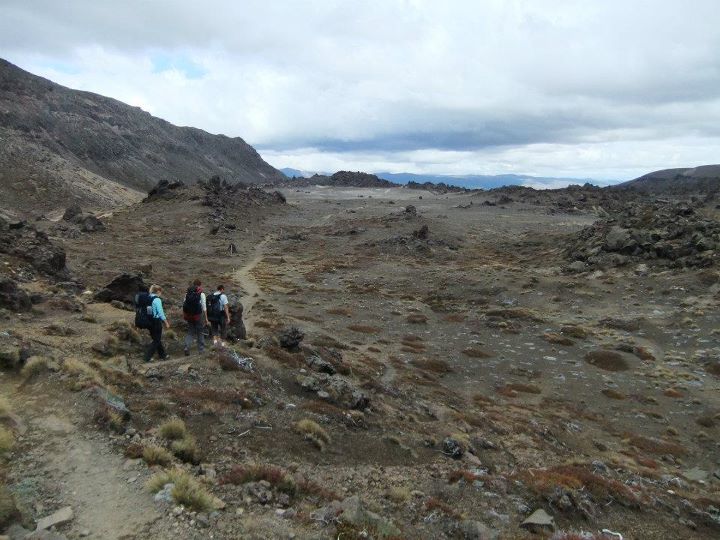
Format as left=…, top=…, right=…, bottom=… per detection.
left=280, top=168, right=597, bottom=190
left=616, top=165, right=720, bottom=194
left=0, top=58, right=285, bottom=218
left=281, top=170, right=398, bottom=188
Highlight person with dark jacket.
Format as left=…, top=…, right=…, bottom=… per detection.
left=144, top=284, right=170, bottom=362
left=183, top=278, right=208, bottom=356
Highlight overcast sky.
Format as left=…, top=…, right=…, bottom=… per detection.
left=1, top=0, right=719, bottom=182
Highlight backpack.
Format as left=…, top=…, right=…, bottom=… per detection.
left=183, top=287, right=203, bottom=321
left=134, top=292, right=154, bottom=329
left=207, top=293, right=224, bottom=322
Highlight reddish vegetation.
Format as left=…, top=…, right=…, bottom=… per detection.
left=628, top=435, right=687, bottom=457
left=601, top=388, right=626, bottom=400
left=412, top=358, right=453, bottom=374
left=506, top=383, right=541, bottom=394
left=543, top=332, right=575, bottom=346
left=517, top=465, right=640, bottom=507
left=448, top=469, right=482, bottom=484
left=663, top=388, right=683, bottom=398
left=425, top=497, right=461, bottom=519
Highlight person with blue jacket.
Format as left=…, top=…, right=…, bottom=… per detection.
left=144, top=284, right=171, bottom=362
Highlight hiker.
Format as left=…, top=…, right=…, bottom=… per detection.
left=207, top=284, right=231, bottom=345
left=183, top=278, right=208, bottom=355
left=133, top=285, right=152, bottom=330
left=144, top=284, right=170, bottom=362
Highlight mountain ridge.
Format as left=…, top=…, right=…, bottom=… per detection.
left=0, top=58, right=285, bottom=218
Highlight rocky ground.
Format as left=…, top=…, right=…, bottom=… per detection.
left=1, top=181, right=719, bottom=539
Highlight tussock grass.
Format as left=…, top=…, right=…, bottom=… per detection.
left=601, top=389, right=626, bottom=400
left=386, top=486, right=410, bottom=503
left=147, top=469, right=217, bottom=512
left=20, top=356, right=48, bottom=381
left=171, top=436, right=201, bottom=464
left=0, top=484, right=20, bottom=529
left=425, top=496, right=461, bottom=519
left=506, top=383, right=541, bottom=394
left=158, top=418, right=187, bottom=440
left=296, top=419, right=331, bottom=451
left=0, top=427, right=14, bottom=455
left=326, top=307, right=353, bottom=317
left=0, top=397, right=11, bottom=418
left=143, top=445, right=173, bottom=466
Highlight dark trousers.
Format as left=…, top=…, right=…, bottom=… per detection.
left=145, top=321, right=167, bottom=361
left=210, top=318, right=227, bottom=339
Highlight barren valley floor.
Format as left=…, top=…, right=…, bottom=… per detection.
left=1, top=185, right=719, bottom=539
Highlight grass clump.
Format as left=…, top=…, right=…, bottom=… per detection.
left=0, top=427, right=14, bottom=456
left=158, top=418, right=187, bottom=440
left=0, top=484, right=20, bottom=529
left=171, top=436, right=201, bottom=464
left=412, top=358, right=452, bottom=374
left=296, top=419, right=331, bottom=451
left=386, top=486, right=410, bottom=503
left=20, top=356, right=48, bottom=381
left=0, top=397, right=11, bottom=418
left=146, top=469, right=217, bottom=512
left=142, top=446, right=173, bottom=466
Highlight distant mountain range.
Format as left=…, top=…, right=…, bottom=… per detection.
left=280, top=167, right=603, bottom=190
left=0, top=58, right=284, bottom=218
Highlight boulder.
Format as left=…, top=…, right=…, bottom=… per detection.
left=0, top=279, right=32, bottom=312
left=278, top=326, right=304, bottom=351
left=226, top=296, right=246, bottom=340
left=62, top=205, right=83, bottom=222
left=94, top=273, right=146, bottom=304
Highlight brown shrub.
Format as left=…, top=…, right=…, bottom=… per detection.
left=696, top=416, right=715, bottom=428
left=601, top=389, right=626, bottom=400
left=265, top=345, right=304, bottom=367
left=705, top=362, right=720, bottom=377
left=584, top=350, right=630, bottom=371
left=462, top=347, right=493, bottom=358
left=326, top=307, right=352, bottom=317
left=412, top=358, right=452, bottom=374
left=448, top=469, right=482, bottom=484
left=663, top=388, right=683, bottom=398
left=444, top=314, right=467, bottom=322
left=560, top=325, right=590, bottom=339
left=347, top=325, right=381, bottom=334
left=633, top=346, right=656, bottom=361
left=543, top=333, right=575, bottom=346
left=506, top=383, right=541, bottom=394
left=486, top=307, right=542, bottom=321
left=221, top=464, right=296, bottom=495
left=496, top=386, right=518, bottom=398
left=124, top=443, right=145, bottom=459
left=171, top=387, right=250, bottom=406
left=366, top=346, right=381, bottom=353
left=406, top=314, right=428, bottom=324
left=425, top=497, right=461, bottom=519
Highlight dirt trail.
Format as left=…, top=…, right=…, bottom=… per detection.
left=234, top=235, right=273, bottom=332
left=3, top=381, right=159, bottom=539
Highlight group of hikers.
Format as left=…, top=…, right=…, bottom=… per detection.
left=134, top=279, right=233, bottom=362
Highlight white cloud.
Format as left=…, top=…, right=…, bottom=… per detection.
left=1, top=0, right=719, bottom=180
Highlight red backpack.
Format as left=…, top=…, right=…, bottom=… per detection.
left=182, top=287, right=203, bottom=321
